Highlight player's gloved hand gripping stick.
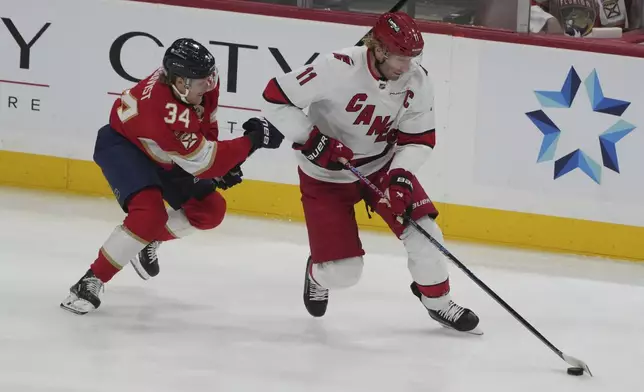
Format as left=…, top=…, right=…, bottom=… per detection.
left=338, top=157, right=592, bottom=377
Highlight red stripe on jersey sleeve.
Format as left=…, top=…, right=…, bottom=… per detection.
left=263, top=78, right=294, bottom=106
left=397, top=129, right=436, bottom=148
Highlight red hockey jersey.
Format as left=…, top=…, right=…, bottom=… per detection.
left=109, top=68, right=251, bottom=179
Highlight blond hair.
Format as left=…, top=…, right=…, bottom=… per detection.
left=361, top=34, right=384, bottom=52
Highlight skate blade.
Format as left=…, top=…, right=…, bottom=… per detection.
left=59, top=293, right=95, bottom=315
left=459, top=326, right=484, bottom=336
left=130, top=255, right=151, bottom=280
left=432, top=318, right=484, bottom=336
left=436, top=323, right=484, bottom=336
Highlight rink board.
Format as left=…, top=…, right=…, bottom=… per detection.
left=2, top=0, right=644, bottom=261
left=2, top=149, right=643, bottom=262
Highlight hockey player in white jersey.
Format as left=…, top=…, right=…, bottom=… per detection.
left=261, top=12, right=480, bottom=333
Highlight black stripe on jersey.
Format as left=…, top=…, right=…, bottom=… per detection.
left=419, top=65, right=429, bottom=76
left=397, top=129, right=435, bottom=148
left=350, top=143, right=394, bottom=168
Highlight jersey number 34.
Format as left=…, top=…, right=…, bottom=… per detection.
left=116, top=89, right=191, bottom=128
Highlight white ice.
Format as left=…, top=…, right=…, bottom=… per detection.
left=0, top=187, right=643, bottom=392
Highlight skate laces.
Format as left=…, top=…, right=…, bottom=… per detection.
left=308, top=278, right=328, bottom=301
left=146, top=241, right=160, bottom=263
left=84, top=276, right=104, bottom=296
left=438, top=301, right=465, bottom=322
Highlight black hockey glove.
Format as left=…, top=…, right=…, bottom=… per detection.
left=242, top=117, right=285, bottom=155
left=214, top=164, right=243, bottom=190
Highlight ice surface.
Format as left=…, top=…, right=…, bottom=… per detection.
left=0, top=187, right=642, bottom=391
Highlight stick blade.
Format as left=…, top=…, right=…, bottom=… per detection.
left=562, top=353, right=593, bottom=377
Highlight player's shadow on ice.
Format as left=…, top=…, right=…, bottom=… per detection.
left=85, top=288, right=398, bottom=353
left=390, top=325, right=484, bottom=340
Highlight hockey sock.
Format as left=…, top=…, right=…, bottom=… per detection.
left=160, top=208, right=196, bottom=240
left=91, top=225, right=148, bottom=283
left=415, top=280, right=451, bottom=310
left=91, top=188, right=169, bottom=282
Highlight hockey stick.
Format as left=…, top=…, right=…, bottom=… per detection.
left=338, top=158, right=593, bottom=376
left=355, top=0, right=410, bottom=46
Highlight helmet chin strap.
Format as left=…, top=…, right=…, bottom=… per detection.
left=371, top=48, right=389, bottom=82
left=171, top=78, right=193, bottom=105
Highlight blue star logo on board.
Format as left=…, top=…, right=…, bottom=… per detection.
left=526, top=66, right=635, bottom=184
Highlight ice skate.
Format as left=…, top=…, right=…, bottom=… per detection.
left=411, top=282, right=482, bottom=335
left=303, top=256, right=329, bottom=317
left=60, top=269, right=104, bottom=315
left=131, top=241, right=161, bottom=280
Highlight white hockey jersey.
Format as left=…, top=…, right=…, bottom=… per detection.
left=261, top=46, right=436, bottom=183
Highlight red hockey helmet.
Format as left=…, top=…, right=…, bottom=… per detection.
left=372, top=12, right=424, bottom=57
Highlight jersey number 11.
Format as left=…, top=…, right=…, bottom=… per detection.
left=296, top=67, right=317, bottom=86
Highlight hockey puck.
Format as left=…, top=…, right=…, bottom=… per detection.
left=567, top=367, right=584, bottom=376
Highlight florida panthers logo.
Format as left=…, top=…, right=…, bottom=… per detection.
left=174, top=131, right=198, bottom=150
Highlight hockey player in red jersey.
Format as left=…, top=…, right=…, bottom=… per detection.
left=60, top=38, right=283, bottom=315
left=261, top=12, right=480, bottom=333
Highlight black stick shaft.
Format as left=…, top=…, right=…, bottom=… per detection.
left=355, top=0, right=410, bottom=46
left=342, top=160, right=566, bottom=362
